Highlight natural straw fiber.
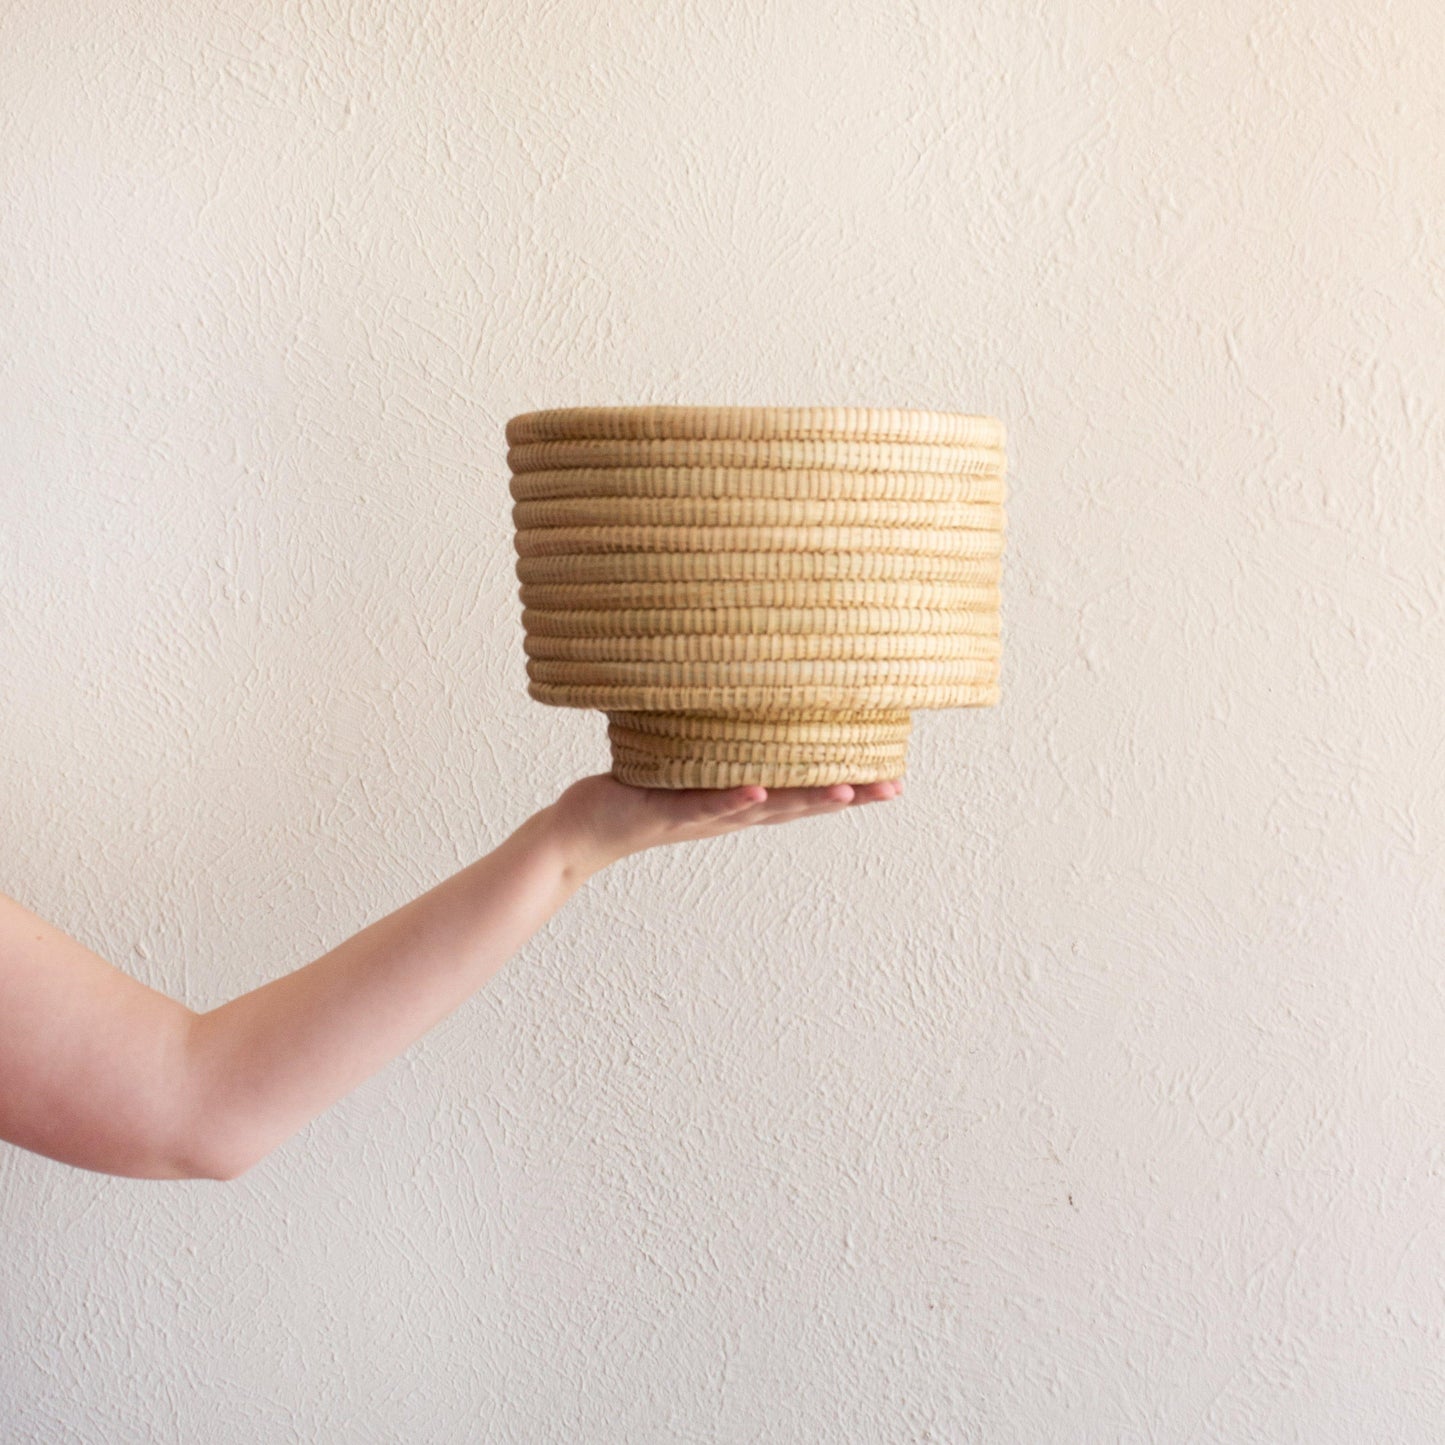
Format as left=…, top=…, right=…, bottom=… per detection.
left=517, top=578, right=1001, bottom=611
left=609, top=710, right=916, bottom=743
left=523, top=631, right=1002, bottom=663
left=511, top=496, right=1005, bottom=531
left=515, top=551, right=1002, bottom=584
left=519, top=605, right=1001, bottom=637
left=513, top=524, right=1005, bottom=560
left=508, top=466, right=1005, bottom=503
left=526, top=656, right=998, bottom=688
left=507, top=436, right=1000, bottom=476
left=528, top=680, right=1000, bottom=716
left=506, top=404, right=1005, bottom=448
left=505, top=404, right=1006, bottom=786
left=603, top=708, right=918, bottom=786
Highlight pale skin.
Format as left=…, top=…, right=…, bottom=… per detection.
left=0, top=772, right=900, bottom=1182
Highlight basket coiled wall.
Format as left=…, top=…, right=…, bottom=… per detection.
left=507, top=405, right=1006, bottom=788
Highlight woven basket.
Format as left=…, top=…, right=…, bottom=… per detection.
left=506, top=405, right=1006, bottom=788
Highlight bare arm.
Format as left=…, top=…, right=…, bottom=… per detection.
left=0, top=774, right=899, bottom=1181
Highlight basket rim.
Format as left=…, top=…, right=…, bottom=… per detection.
left=505, top=404, right=1005, bottom=448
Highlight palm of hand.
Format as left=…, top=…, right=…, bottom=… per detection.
left=554, top=771, right=903, bottom=872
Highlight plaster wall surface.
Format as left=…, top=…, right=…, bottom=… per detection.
left=2, top=1, right=1443, bottom=1439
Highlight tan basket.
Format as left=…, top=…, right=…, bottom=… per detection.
left=511, top=496, right=1005, bottom=530
left=507, top=436, right=1001, bottom=477
left=506, top=404, right=1006, bottom=447
left=506, top=404, right=1006, bottom=787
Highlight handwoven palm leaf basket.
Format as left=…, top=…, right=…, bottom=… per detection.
left=506, top=405, right=1006, bottom=788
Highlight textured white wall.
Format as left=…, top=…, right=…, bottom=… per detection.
left=3, top=0, right=1443, bottom=1439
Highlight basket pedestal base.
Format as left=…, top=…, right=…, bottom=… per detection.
left=605, top=709, right=912, bottom=789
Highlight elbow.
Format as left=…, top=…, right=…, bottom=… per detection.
left=89, top=1138, right=257, bottom=1182
left=174, top=1135, right=260, bottom=1182
left=166, top=1014, right=260, bottom=1181
left=206, top=1145, right=266, bottom=1182
left=159, top=1111, right=262, bottom=1181
left=206, top=1163, right=252, bottom=1183
left=188, top=1156, right=250, bottom=1183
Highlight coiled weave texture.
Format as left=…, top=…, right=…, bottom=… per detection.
left=507, top=405, right=1006, bottom=787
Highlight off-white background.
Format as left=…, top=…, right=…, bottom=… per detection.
left=3, top=1, right=1443, bottom=1440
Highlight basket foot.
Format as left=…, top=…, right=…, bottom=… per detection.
left=605, top=709, right=912, bottom=788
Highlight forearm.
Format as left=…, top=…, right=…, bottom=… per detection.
left=181, top=802, right=593, bottom=1179
left=2, top=772, right=879, bottom=1181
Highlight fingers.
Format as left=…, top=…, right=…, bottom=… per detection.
left=850, top=780, right=902, bottom=804
left=755, top=784, right=854, bottom=824
left=751, top=779, right=904, bottom=825
left=662, top=778, right=904, bottom=837
left=762, top=780, right=902, bottom=809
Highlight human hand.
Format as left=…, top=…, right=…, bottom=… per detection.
left=546, top=771, right=903, bottom=879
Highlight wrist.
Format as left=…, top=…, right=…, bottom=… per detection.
left=523, top=798, right=615, bottom=889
